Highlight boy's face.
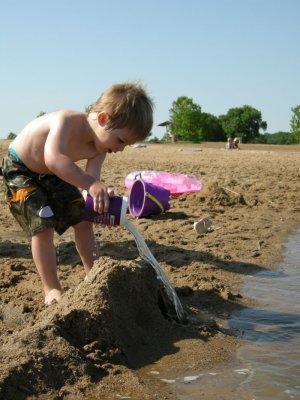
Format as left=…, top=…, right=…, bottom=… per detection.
left=95, top=126, right=138, bottom=154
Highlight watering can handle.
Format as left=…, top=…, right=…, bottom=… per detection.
left=134, top=173, right=142, bottom=181
left=145, top=192, right=165, bottom=212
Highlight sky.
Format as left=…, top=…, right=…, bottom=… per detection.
left=1, top=0, right=299, bottom=139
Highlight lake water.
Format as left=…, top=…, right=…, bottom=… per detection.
left=227, top=228, right=300, bottom=399
left=146, top=228, right=300, bottom=399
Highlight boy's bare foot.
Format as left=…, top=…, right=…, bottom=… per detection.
left=45, top=289, right=62, bottom=305
left=84, top=268, right=92, bottom=282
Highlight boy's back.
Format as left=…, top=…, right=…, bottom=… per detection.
left=12, top=110, right=99, bottom=175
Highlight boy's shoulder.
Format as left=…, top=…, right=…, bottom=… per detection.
left=44, top=110, right=88, bottom=130
left=48, top=109, right=86, bottom=120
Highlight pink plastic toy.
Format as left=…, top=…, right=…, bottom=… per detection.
left=125, top=170, right=202, bottom=196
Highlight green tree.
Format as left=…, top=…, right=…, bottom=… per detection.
left=219, top=105, right=267, bottom=143
left=7, top=132, right=16, bottom=140
left=36, top=111, right=46, bottom=118
left=146, top=136, right=161, bottom=143
left=199, top=112, right=226, bottom=141
left=169, top=96, right=202, bottom=142
left=290, top=105, right=300, bottom=143
left=254, top=131, right=296, bottom=145
left=85, top=104, right=94, bottom=113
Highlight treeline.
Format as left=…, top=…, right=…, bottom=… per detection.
left=253, top=131, right=298, bottom=145
left=4, top=104, right=300, bottom=146
left=148, top=98, right=300, bottom=145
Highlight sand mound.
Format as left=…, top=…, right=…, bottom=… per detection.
left=0, top=258, right=185, bottom=399
left=175, top=181, right=247, bottom=214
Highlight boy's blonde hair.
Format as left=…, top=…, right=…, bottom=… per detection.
left=90, top=82, right=154, bottom=140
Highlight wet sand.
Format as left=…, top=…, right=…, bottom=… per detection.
left=1, top=140, right=300, bottom=399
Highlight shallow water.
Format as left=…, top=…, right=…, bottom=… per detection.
left=144, top=228, right=300, bottom=399
left=228, top=228, right=300, bottom=399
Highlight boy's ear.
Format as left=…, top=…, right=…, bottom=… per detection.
left=97, top=112, right=106, bottom=126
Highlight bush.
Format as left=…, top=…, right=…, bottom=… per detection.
left=7, top=132, right=16, bottom=140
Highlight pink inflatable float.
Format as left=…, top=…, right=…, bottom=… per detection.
left=125, top=170, right=202, bottom=196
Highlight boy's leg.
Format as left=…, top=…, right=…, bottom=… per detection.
left=73, top=220, right=97, bottom=275
left=31, top=228, right=62, bottom=304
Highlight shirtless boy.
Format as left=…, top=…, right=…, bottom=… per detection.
left=2, top=82, right=153, bottom=305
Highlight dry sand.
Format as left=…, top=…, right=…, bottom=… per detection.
left=0, top=140, right=300, bottom=399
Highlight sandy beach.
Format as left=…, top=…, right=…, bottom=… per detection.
left=1, top=140, right=300, bottom=399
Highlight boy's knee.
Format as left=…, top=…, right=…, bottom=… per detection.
left=32, top=227, right=55, bottom=239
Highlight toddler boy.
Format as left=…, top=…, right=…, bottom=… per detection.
left=2, top=82, right=153, bottom=304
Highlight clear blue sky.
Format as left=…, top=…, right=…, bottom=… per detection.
left=1, top=0, right=299, bottom=139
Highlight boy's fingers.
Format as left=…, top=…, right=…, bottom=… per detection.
left=92, top=190, right=110, bottom=213
left=107, top=186, right=115, bottom=197
left=103, top=195, right=110, bottom=212
left=93, top=196, right=104, bottom=213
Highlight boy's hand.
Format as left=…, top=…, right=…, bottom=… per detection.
left=88, top=181, right=110, bottom=213
left=107, top=186, right=115, bottom=197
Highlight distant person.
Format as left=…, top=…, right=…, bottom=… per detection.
left=2, top=82, right=153, bottom=305
left=226, top=137, right=234, bottom=150
left=233, top=137, right=240, bottom=149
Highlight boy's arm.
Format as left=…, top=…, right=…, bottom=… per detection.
left=82, top=154, right=108, bottom=200
left=85, top=154, right=106, bottom=180
left=44, top=114, right=109, bottom=212
left=85, top=155, right=115, bottom=198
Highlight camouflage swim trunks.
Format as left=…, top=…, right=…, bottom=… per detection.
left=2, top=151, right=85, bottom=236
